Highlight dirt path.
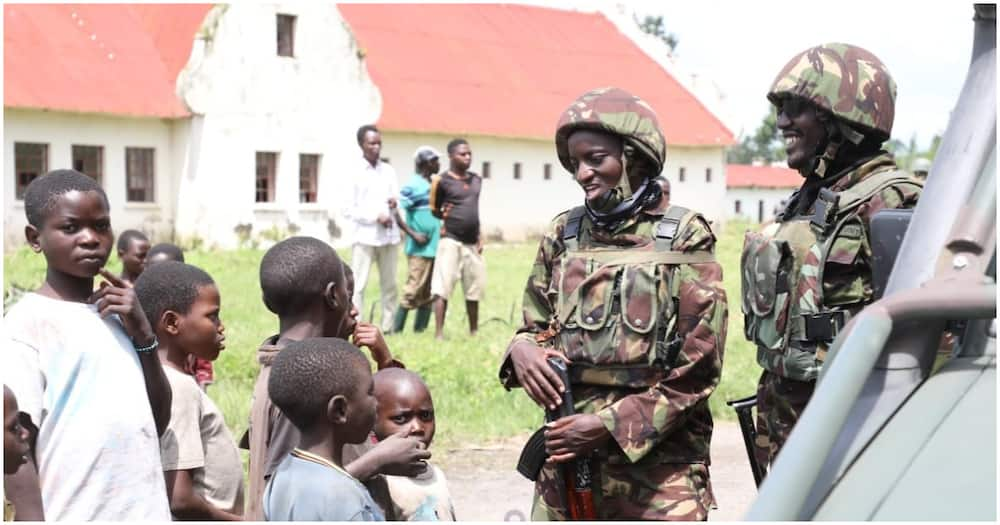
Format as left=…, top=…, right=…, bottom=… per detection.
left=436, top=421, right=756, bottom=521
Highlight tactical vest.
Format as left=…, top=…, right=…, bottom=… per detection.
left=741, top=169, right=920, bottom=382
left=553, top=205, right=715, bottom=389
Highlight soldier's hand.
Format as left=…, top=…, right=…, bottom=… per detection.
left=544, top=414, right=611, bottom=464
left=509, top=341, right=567, bottom=411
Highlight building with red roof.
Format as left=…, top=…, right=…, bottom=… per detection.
left=5, top=3, right=735, bottom=248
left=726, top=163, right=801, bottom=223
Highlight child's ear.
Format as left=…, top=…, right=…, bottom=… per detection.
left=328, top=394, right=349, bottom=425
left=323, top=281, right=338, bottom=311
left=24, top=225, right=42, bottom=253
left=162, top=310, right=181, bottom=336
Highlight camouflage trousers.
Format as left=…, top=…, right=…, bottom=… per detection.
left=531, top=459, right=714, bottom=521
left=753, top=369, right=816, bottom=473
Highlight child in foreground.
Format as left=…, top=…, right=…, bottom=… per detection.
left=244, top=236, right=430, bottom=520
left=373, top=369, right=456, bottom=521
left=3, top=169, right=171, bottom=521
left=263, top=338, right=385, bottom=521
left=134, top=262, right=244, bottom=520
left=4, top=386, right=31, bottom=521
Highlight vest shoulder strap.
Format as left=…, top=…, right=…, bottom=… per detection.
left=654, top=205, right=692, bottom=251
left=838, top=169, right=921, bottom=215
left=812, top=169, right=921, bottom=235
left=561, top=206, right=587, bottom=252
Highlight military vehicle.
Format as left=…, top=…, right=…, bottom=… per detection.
left=745, top=4, right=996, bottom=520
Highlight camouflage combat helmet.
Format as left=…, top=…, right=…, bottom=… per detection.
left=767, top=43, right=897, bottom=141
left=555, top=87, right=667, bottom=176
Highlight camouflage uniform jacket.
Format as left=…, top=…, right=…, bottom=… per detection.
left=743, top=152, right=921, bottom=381
left=499, top=194, right=728, bottom=466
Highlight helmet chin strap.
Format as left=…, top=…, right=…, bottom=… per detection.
left=585, top=148, right=663, bottom=230
left=810, top=119, right=864, bottom=178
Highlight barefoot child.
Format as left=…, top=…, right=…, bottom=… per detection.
left=4, top=386, right=31, bottom=521
left=3, top=169, right=171, bottom=520
left=263, top=338, right=386, bottom=521
left=373, top=369, right=456, bottom=521
left=134, top=262, right=244, bottom=520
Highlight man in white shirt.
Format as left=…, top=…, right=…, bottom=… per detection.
left=346, top=124, right=402, bottom=333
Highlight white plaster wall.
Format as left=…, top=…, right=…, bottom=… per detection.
left=3, top=108, right=180, bottom=248
left=174, top=3, right=381, bottom=249
left=727, top=187, right=796, bottom=223
left=382, top=132, right=728, bottom=241
left=662, top=146, right=728, bottom=228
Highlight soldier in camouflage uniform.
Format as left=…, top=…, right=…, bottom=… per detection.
left=498, top=87, right=728, bottom=521
left=742, top=44, right=922, bottom=472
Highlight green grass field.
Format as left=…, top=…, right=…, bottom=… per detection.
left=3, top=221, right=759, bottom=448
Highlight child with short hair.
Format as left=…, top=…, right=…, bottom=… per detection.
left=116, top=229, right=150, bottom=286
left=146, top=242, right=186, bottom=265
left=373, top=369, right=456, bottom=521
left=134, top=262, right=245, bottom=520
left=263, top=338, right=384, bottom=521
left=3, top=169, right=172, bottom=521
left=4, top=386, right=31, bottom=522
left=142, top=242, right=216, bottom=389
left=244, top=236, right=430, bottom=520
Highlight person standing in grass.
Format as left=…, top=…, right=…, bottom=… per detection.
left=115, top=229, right=149, bottom=287
left=135, top=262, right=244, bottom=520
left=499, top=88, right=727, bottom=520
left=347, top=124, right=401, bottom=333
left=243, top=236, right=431, bottom=520
left=4, top=169, right=172, bottom=521
left=392, top=146, right=442, bottom=333
left=428, top=138, right=486, bottom=339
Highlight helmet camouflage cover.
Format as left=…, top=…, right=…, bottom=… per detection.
left=767, top=43, right=896, bottom=140
left=555, top=87, right=667, bottom=175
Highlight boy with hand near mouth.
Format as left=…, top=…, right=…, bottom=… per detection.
left=263, top=338, right=386, bottom=521
left=135, top=261, right=245, bottom=520
left=245, top=236, right=430, bottom=520
left=4, top=169, right=171, bottom=521
left=373, top=369, right=456, bottom=521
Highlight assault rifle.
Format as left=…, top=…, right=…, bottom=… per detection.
left=516, top=357, right=597, bottom=520
left=727, top=395, right=765, bottom=487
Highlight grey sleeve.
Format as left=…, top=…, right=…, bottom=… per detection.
left=265, top=411, right=300, bottom=480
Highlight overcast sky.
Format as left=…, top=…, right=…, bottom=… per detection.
left=644, top=1, right=975, bottom=149
left=517, top=1, right=976, bottom=149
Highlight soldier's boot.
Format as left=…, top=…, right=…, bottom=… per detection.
left=413, top=306, right=432, bottom=333
left=392, top=307, right=409, bottom=333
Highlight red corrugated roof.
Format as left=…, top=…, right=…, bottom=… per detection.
left=727, top=164, right=801, bottom=188
left=4, top=3, right=211, bottom=118
left=338, top=4, right=734, bottom=146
